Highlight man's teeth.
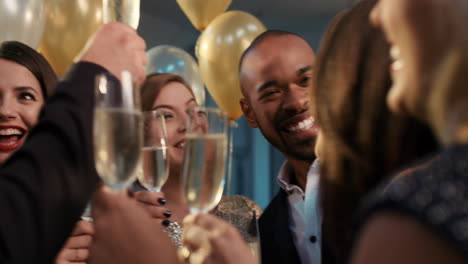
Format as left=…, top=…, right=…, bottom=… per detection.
left=392, top=60, right=404, bottom=71
left=390, top=46, right=400, bottom=60
left=177, top=141, right=185, bottom=148
left=0, top=128, right=23, bottom=136
left=390, top=46, right=404, bottom=71
left=287, top=118, right=314, bottom=133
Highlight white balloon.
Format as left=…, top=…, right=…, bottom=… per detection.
left=146, top=45, right=206, bottom=106
left=0, top=0, right=45, bottom=48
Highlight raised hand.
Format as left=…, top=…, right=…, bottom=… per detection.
left=77, top=22, right=148, bottom=86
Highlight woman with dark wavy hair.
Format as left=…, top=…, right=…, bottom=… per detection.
left=0, top=41, right=94, bottom=264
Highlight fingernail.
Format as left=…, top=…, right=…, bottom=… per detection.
left=158, top=198, right=166, bottom=205
left=163, top=211, right=172, bottom=218
left=162, top=220, right=171, bottom=227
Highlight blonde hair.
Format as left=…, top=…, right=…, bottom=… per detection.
left=428, top=0, right=468, bottom=145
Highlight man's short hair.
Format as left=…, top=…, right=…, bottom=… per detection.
left=238, top=30, right=304, bottom=74
left=238, top=30, right=306, bottom=95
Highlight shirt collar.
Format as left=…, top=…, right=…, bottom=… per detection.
left=277, top=159, right=320, bottom=195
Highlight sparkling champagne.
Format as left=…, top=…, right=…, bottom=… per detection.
left=94, top=108, right=142, bottom=190
left=183, top=133, right=227, bottom=213
left=139, top=146, right=169, bottom=192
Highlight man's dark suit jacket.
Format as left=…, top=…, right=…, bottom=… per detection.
left=259, top=189, right=301, bottom=264
left=259, top=189, right=336, bottom=264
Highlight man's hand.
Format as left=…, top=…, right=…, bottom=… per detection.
left=89, top=187, right=178, bottom=264
left=181, top=214, right=256, bottom=264
left=77, top=22, right=148, bottom=86
left=55, top=220, right=94, bottom=264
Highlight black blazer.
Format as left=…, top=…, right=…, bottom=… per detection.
left=0, top=63, right=105, bottom=263
left=258, top=189, right=336, bottom=264
left=259, top=189, right=301, bottom=264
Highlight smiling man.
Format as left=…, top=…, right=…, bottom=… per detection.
left=239, top=30, right=322, bottom=264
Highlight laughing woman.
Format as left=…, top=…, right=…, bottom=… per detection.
left=0, top=41, right=57, bottom=163
left=0, top=41, right=93, bottom=264
left=310, top=0, right=438, bottom=262
left=351, top=0, right=468, bottom=263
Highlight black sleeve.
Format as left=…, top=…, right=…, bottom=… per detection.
left=0, top=62, right=108, bottom=263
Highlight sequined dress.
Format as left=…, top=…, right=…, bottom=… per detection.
left=213, top=195, right=263, bottom=243
left=355, top=144, right=468, bottom=258
left=164, top=195, right=262, bottom=247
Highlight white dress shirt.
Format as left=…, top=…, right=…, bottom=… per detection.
left=277, top=159, right=322, bottom=264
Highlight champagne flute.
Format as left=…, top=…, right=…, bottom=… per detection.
left=82, top=71, right=142, bottom=221
left=138, top=110, right=170, bottom=192
left=93, top=71, right=142, bottom=190
left=182, top=107, right=229, bottom=214
left=178, top=107, right=228, bottom=260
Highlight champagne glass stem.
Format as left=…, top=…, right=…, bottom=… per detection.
left=81, top=200, right=93, bottom=222
left=147, top=186, right=161, bottom=193
left=225, top=121, right=237, bottom=197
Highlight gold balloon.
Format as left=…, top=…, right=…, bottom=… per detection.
left=176, top=0, right=231, bottom=31
left=39, top=0, right=105, bottom=76
left=39, top=0, right=140, bottom=77
left=197, top=11, right=266, bottom=120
